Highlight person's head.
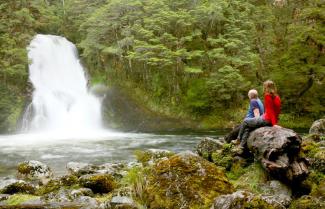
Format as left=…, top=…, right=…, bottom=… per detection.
left=263, top=80, right=277, bottom=96
left=248, top=89, right=258, bottom=99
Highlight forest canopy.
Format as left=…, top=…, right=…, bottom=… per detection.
left=0, top=0, right=324, bottom=131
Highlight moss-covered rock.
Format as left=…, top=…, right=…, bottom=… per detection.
left=0, top=180, right=36, bottom=195
left=37, top=175, right=79, bottom=195
left=144, top=151, right=234, bottom=209
left=2, top=194, right=40, bottom=206
left=309, top=119, right=325, bottom=136
left=289, top=195, right=325, bottom=209
left=79, top=174, right=116, bottom=194
left=230, top=163, right=269, bottom=193
left=134, top=149, right=174, bottom=166
left=196, top=137, right=224, bottom=160
left=17, top=161, right=53, bottom=184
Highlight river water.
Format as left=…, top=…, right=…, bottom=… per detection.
left=0, top=130, right=228, bottom=177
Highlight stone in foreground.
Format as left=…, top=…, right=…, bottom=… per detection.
left=17, top=161, right=53, bottom=184
left=145, top=151, right=234, bottom=209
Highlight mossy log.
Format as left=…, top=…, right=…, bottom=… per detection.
left=247, top=127, right=309, bottom=184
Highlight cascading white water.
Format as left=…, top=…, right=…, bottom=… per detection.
left=22, top=34, right=102, bottom=133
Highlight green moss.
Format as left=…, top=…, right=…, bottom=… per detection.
left=134, top=150, right=174, bottom=166
left=79, top=174, right=116, bottom=194
left=230, top=163, right=268, bottom=194
left=4, top=194, right=39, bottom=205
left=37, top=175, right=79, bottom=195
left=17, top=163, right=32, bottom=175
left=301, top=138, right=320, bottom=158
left=243, top=196, right=276, bottom=209
left=1, top=181, right=36, bottom=195
left=289, top=196, right=325, bottom=209
left=211, top=143, right=234, bottom=170
left=144, top=153, right=234, bottom=209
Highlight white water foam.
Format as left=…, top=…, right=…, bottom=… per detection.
left=22, top=34, right=103, bottom=134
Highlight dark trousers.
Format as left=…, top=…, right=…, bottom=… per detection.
left=238, top=117, right=271, bottom=147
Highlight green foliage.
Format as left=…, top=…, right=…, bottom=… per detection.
left=4, top=194, right=39, bottom=206
left=0, top=0, right=323, bottom=131
left=230, top=163, right=269, bottom=194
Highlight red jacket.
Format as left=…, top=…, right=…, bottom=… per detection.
left=263, top=94, right=281, bottom=125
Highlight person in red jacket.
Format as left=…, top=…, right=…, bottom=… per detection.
left=238, top=80, right=281, bottom=148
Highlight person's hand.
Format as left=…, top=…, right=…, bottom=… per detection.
left=273, top=125, right=282, bottom=129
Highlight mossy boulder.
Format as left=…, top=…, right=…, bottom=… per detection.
left=144, top=151, right=234, bottom=209
left=134, top=149, right=174, bottom=166
left=79, top=174, right=116, bottom=194
left=0, top=180, right=36, bottom=195
left=37, top=175, right=78, bottom=195
left=196, top=137, right=224, bottom=160
left=289, top=195, right=325, bottom=209
left=17, top=161, right=53, bottom=184
left=309, top=119, right=325, bottom=136
left=301, top=135, right=325, bottom=173
left=211, top=143, right=243, bottom=170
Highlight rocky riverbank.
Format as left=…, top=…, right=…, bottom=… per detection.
left=0, top=120, right=324, bottom=209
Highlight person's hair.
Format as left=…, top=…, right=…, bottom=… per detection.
left=263, top=80, right=277, bottom=96
left=248, top=89, right=258, bottom=99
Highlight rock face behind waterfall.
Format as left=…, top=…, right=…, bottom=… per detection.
left=247, top=127, right=308, bottom=183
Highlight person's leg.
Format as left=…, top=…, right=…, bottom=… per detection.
left=240, top=118, right=267, bottom=147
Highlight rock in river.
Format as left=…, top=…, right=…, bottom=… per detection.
left=17, top=160, right=53, bottom=184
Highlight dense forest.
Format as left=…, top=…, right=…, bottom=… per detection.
left=0, top=0, right=324, bottom=132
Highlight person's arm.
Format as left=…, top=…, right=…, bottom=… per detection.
left=253, top=108, right=260, bottom=118
left=251, top=100, right=260, bottom=118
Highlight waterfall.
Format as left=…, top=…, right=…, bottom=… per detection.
left=22, top=34, right=102, bottom=133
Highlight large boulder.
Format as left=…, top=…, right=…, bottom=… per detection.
left=247, top=127, right=308, bottom=183
left=144, top=151, right=234, bottom=209
left=309, top=119, right=325, bottom=136
left=17, top=161, right=53, bottom=184
left=259, top=180, right=292, bottom=208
